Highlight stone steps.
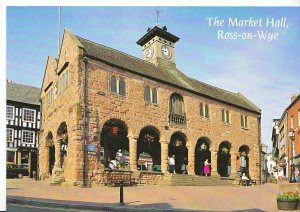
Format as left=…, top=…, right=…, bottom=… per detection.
left=158, top=174, right=234, bottom=186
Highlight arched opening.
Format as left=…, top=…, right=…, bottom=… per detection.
left=168, top=132, right=188, bottom=174
left=195, top=137, right=211, bottom=176
left=45, top=132, right=55, bottom=175
left=137, top=126, right=161, bottom=171
left=238, top=145, right=250, bottom=176
left=217, top=141, right=231, bottom=177
left=57, top=122, right=68, bottom=169
left=100, top=119, right=129, bottom=168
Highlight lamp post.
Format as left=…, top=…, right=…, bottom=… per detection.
left=288, top=128, right=296, bottom=183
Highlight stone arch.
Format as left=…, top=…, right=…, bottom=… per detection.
left=168, top=131, right=188, bottom=174
left=238, top=145, right=250, bottom=176
left=137, top=126, right=161, bottom=171
left=195, top=137, right=212, bottom=176
left=45, top=131, right=55, bottom=175
left=100, top=118, right=129, bottom=167
left=99, top=115, right=133, bottom=137
left=56, top=122, right=68, bottom=169
left=217, top=141, right=232, bottom=177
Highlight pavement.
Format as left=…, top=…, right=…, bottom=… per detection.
left=6, top=177, right=287, bottom=211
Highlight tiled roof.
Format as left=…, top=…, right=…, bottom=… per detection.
left=7, top=81, right=40, bottom=105
left=76, top=36, right=261, bottom=114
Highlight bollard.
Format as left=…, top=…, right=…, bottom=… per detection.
left=120, top=180, right=124, bottom=205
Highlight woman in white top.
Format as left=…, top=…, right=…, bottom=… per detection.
left=168, top=155, right=175, bottom=174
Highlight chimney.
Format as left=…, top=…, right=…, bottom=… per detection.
left=291, top=93, right=299, bottom=102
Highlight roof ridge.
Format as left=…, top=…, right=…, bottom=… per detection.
left=76, top=35, right=159, bottom=69
left=7, top=81, right=40, bottom=90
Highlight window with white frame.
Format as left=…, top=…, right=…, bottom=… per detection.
left=6, top=106, right=14, bottom=120
left=59, top=68, right=69, bottom=93
left=22, top=130, right=35, bottom=144
left=222, top=109, right=231, bottom=124
left=241, top=115, right=248, bottom=128
left=7, top=128, right=14, bottom=142
left=200, top=103, right=209, bottom=118
left=23, top=108, right=36, bottom=123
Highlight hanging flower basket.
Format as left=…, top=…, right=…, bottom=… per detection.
left=62, top=135, right=68, bottom=145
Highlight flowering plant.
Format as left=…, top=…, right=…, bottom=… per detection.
left=277, top=191, right=300, bottom=201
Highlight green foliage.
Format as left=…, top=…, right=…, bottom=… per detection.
left=277, top=192, right=300, bottom=201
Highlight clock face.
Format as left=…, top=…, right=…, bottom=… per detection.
left=145, top=48, right=153, bottom=60
left=161, top=45, right=171, bottom=59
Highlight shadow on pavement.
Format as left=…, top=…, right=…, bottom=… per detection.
left=6, top=196, right=270, bottom=212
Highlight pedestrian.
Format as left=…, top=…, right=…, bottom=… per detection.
left=168, top=155, right=175, bottom=174
left=204, top=159, right=211, bottom=176
left=240, top=152, right=247, bottom=174
left=181, top=157, right=188, bottom=174
left=241, top=173, right=250, bottom=186
left=108, top=159, right=117, bottom=170
left=116, top=149, right=122, bottom=161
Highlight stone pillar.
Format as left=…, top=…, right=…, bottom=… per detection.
left=211, top=150, right=218, bottom=176
left=17, top=151, right=21, bottom=165
left=229, top=153, right=237, bottom=178
left=54, top=139, right=62, bottom=170
left=188, top=145, right=195, bottom=175
left=129, top=136, right=137, bottom=171
left=161, top=142, right=168, bottom=173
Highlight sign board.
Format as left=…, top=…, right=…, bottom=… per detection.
left=18, top=147, right=38, bottom=153
left=88, top=144, right=96, bottom=155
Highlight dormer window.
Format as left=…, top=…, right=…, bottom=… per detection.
left=169, top=93, right=186, bottom=125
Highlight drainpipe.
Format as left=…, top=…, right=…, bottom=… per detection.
left=258, top=114, right=262, bottom=185
left=82, top=56, right=88, bottom=187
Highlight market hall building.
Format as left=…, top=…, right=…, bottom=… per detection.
left=39, top=25, right=262, bottom=186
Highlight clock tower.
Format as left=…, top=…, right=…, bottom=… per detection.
left=137, top=25, right=180, bottom=68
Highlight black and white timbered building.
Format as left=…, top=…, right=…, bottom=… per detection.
left=6, top=81, right=40, bottom=177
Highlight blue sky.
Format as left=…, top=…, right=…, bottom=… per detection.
left=6, top=7, right=300, bottom=151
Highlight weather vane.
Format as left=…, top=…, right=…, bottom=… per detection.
left=154, top=7, right=163, bottom=25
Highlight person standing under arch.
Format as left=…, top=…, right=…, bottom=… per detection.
left=204, top=159, right=211, bottom=176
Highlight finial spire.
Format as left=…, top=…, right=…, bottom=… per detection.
left=154, top=7, right=163, bottom=26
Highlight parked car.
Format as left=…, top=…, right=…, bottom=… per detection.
left=6, top=163, right=29, bottom=179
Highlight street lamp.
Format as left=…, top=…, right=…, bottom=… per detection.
left=288, top=128, right=296, bottom=183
